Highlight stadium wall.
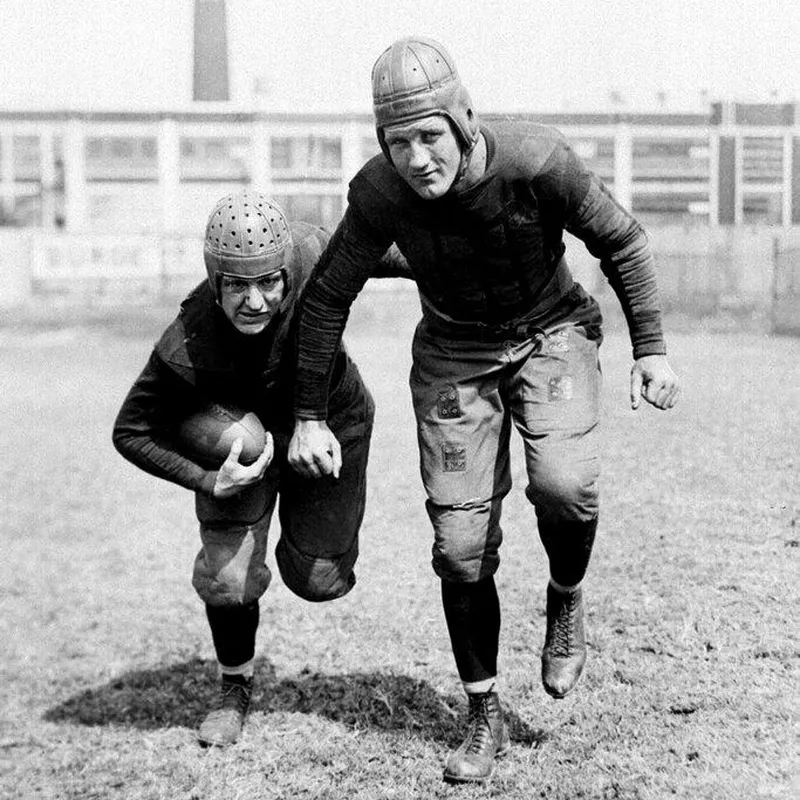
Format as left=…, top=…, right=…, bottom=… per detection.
left=2, top=227, right=799, bottom=332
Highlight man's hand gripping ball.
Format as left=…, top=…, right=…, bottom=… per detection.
left=178, top=403, right=274, bottom=498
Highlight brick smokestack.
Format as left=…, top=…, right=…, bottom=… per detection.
left=193, top=0, right=229, bottom=102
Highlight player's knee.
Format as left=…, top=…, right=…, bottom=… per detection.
left=525, top=456, right=599, bottom=522
left=192, top=553, right=272, bottom=606
left=275, top=536, right=358, bottom=602
left=192, top=522, right=272, bottom=606
left=428, top=499, right=501, bottom=582
left=432, top=547, right=499, bottom=583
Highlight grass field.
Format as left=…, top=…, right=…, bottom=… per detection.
left=1, top=286, right=797, bottom=799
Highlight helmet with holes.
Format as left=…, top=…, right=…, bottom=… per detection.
left=203, top=191, right=293, bottom=298
left=371, top=36, right=479, bottom=163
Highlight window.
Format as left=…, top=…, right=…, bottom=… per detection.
left=179, top=136, right=249, bottom=181
left=271, top=138, right=293, bottom=170
left=742, top=192, right=782, bottom=225
left=85, top=136, right=158, bottom=181
left=86, top=138, right=105, bottom=159
left=13, top=136, right=41, bottom=181
left=317, top=137, right=342, bottom=170
left=633, top=137, right=709, bottom=182
left=632, top=192, right=709, bottom=225
left=110, top=139, right=135, bottom=159
left=140, top=138, right=158, bottom=160
left=13, top=194, right=43, bottom=225
left=271, top=136, right=342, bottom=176
left=742, top=137, right=783, bottom=185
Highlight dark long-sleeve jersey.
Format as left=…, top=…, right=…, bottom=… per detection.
left=113, top=221, right=410, bottom=495
left=294, top=120, right=666, bottom=419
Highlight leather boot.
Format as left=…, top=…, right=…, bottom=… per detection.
left=197, top=674, right=253, bottom=746
left=541, top=583, right=586, bottom=698
left=443, top=690, right=510, bottom=783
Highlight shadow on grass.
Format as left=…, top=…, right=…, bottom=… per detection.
left=43, top=657, right=542, bottom=747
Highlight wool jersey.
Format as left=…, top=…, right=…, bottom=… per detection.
left=113, top=222, right=408, bottom=495
left=295, top=120, right=666, bottom=419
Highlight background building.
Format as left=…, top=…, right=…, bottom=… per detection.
left=0, top=0, right=796, bottom=329
left=1, top=102, right=798, bottom=235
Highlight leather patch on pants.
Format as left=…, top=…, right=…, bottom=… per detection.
left=548, top=375, right=574, bottom=401
left=442, top=442, right=467, bottom=472
left=544, top=329, right=570, bottom=354
left=437, top=384, right=462, bottom=419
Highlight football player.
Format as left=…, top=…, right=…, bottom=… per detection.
left=113, top=190, right=408, bottom=747
left=288, top=36, right=680, bottom=782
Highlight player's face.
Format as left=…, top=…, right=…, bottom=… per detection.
left=218, top=271, right=285, bottom=335
left=384, top=116, right=462, bottom=199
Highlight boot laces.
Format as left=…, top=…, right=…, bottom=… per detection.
left=464, top=695, right=495, bottom=754
left=550, top=592, right=579, bottom=657
left=220, top=678, right=251, bottom=716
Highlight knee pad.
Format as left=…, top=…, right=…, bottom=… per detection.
left=192, top=522, right=272, bottom=607
left=275, top=534, right=357, bottom=602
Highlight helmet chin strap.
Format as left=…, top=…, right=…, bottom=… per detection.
left=450, top=133, right=482, bottom=192
left=453, top=144, right=476, bottom=187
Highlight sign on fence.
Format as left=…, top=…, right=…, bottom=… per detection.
left=1, top=227, right=798, bottom=324
left=32, top=235, right=163, bottom=280
left=24, top=233, right=207, bottom=305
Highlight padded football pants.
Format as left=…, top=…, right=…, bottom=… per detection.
left=410, top=319, right=601, bottom=585
left=192, top=363, right=375, bottom=607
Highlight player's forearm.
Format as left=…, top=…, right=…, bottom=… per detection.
left=113, top=425, right=216, bottom=494
left=569, top=177, right=666, bottom=357
left=294, top=209, right=385, bottom=418
left=112, top=353, right=217, bottom=494
left=548, top=144, right=665, bottom=358
left=293, top=288, right=352, bottom=419
left=599, top=234, right=666, bottom=358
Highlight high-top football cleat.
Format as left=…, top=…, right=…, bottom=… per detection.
left=443, top=690, right=510, bottom=783
left=542, top=584, right=586, bottom=699
left=541, top=583, right=587, bottom=698
left=197, top=673, right=253, bottom=747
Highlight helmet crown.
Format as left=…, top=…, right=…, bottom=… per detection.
left=371, top=36, right=479, bottom=159
left=203, top=191, right=292, bottom=295
left=372, top=36, right=457, bottom=106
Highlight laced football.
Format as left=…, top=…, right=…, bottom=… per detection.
left=178, top=403, right=267, bottom=467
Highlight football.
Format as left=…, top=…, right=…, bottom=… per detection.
left=178, top=403, right=267, bottom=467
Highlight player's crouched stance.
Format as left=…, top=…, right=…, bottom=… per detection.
left=113, top=191, right=403, bottom=747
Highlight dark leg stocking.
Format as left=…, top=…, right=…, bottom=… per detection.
left=441, top=576, right=501, bottom=684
